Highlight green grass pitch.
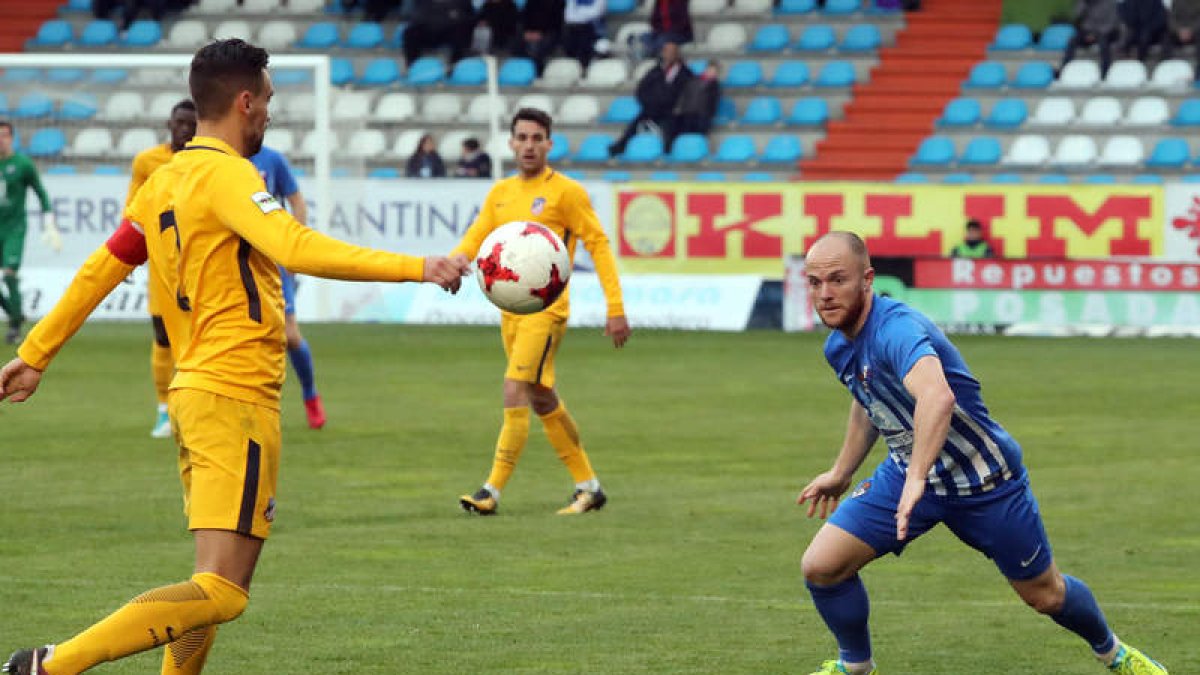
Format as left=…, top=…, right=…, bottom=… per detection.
left=0, top=323, right=1196, bottom=673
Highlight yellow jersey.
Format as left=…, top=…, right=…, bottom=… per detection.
left=452, top=167, right=624, bottom=320
left=126, top=143, right=175, bottom=205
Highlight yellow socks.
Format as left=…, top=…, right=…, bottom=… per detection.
left=485, top=407, right=531, bottom=492
left=539, top=403, right=596, bottom=484
left=161, top=625, right=217, bottom=675
left=44, top=573, right=246, bottom=675
left=151, top=341, right=173, bottom=405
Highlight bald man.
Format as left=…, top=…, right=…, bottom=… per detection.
left=795, top=232, right=1168, bottom=675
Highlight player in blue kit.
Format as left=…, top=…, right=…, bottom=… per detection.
left=249, top=145, right=325, bottom=429
left=796, top=232, right=1168, bottom=675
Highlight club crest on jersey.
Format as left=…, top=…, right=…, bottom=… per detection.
left=852, top=480, right=871, bottom=498
left=858, top=363, right=872, bottom=391
left=531, top=197, right=546, bottom=215
left=251, top=191, right=282, bottom=214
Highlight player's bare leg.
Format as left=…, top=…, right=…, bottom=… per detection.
left=801, top=524, right=879, bottom=675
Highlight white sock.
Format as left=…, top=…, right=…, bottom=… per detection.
left=842, top=659, right=875, bottom=674
left=576, top=478, right=600, bottom=493
left=483, top=483, right=500, bottom=500
left=1097, top=637, right=1121, bottom=666
left=157, top=403, right=168, bottom=414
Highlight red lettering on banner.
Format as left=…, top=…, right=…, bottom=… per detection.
left=1025, top=196, right=1152, bottom=257
left=686, top=193, right=783, bottom=258
left=863, top=194, right=942, bottom=256
left=1169, top=196, right=1200, bottom=256
left=801, top=193, right=845, bottom=251
left=962, top=194, right=1007, bottom=257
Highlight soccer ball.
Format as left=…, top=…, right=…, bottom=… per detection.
left=475, top=221, right=571, bottom=314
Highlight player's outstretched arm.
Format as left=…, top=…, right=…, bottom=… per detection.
left=0, top=358, right=43, bottom=403
left=798, top=400, right=879, bottom=518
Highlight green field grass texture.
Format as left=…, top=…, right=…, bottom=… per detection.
left=0, top=324, right=1195, bottom=674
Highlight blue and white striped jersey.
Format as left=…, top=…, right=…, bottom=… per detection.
left=824, top=295, right=1025, bottom=496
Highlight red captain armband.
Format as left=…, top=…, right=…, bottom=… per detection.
left=106, top=218, right=149, bottom=266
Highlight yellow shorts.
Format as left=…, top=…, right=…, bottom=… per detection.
left=168, top=388, right=281, bottom=540
left=501, top=311, right=567, bottom=388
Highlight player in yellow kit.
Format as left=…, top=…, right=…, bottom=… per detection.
left=454, top=107, right=630, bottom=517
left=126, top=99, right=197, bottom=438
left=0, top=39, right=468, bottom=675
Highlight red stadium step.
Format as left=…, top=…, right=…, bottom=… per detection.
left=0, top=0, right=62, bottom=53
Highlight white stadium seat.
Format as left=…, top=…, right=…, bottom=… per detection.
left=541, top=58, right=582, bottom=88
left=1078, top=96, right=1122, bottom=126
left=632, top=59, right=656, bottom=81
left=212, top=20, right=252, bottom=41
left=558, top=94, right=599, bottom=123
left=1057, top=60, right=1101, bottom=89
left=691, top=0, right=727, bottom=16
left=263, top=128, right=295, bottom=155
left=1098, top=136, right=1144, bottom=167
left=69, top=128, right=114, bottom=156
left=281, top=0, right=324, bottom=10
left=1125, top=96, right=1169, bottom=126
left=613, top=22, right=650, bottom=54
left=706, top=23, right=748, bottom=52
left=257, top=21, right=297, bottom=50
left=1030, top=97, right=1074, bottom=126
left=196, top=0, right=238, bottom=12
left=332, top=91, right=374, bottom=122
left=131, top=68, right=182, bottom=86
left=732, top=0, right=772, bottom=14
left=421, top=93, right=463, bottom=122
left=343, top=129, right=388, bottom=159
left=240, top=0, right=278, bottom=11
left=298, top=130, right=339, bottom=158
left=116, top=128, right=159, bottom=157
left=1003, top=134, right=1050, bottom=166
left=1102, top=60, right=1147, bottom=89
left=392, top=129, right=428, bottom=157
left=104, top=91, right=144, bottom=121
left=165, top=20, right=207, bottom=49
left=1053, top=135, right=1097, bottom=166
left=582, top=60, right=628, bottom=88
left=438, top=131, right=472, bottom=161
left=148, top=92, right=184, bottom=121
left=284, top=91, right=315, bottom=121
left=465, top=94, right=508, bottom=123
left=374, top=92, right=417, bottom=122
left=515, top=93, right=555, bottom=116
left=1151, top=59, right=1194, bottom=89
left=486, top=135, right=512, bottom=162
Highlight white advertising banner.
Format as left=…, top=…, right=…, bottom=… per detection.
left=1162, top=183, right=1200, bottom=261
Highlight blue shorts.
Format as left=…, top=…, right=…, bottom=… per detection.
left=829, top=461, right=1053, bottom=581
left=279, top=266, right=297, bottom=316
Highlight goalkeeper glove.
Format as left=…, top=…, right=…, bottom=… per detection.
left=41, top=212, right=62, bottom=253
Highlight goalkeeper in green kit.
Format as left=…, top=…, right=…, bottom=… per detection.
left=0, top=120, right=61, bottom=345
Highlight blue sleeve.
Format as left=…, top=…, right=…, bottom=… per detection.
left=876, top=315, right=937, bottom=381
left=275, top=153, right=299, bottom=198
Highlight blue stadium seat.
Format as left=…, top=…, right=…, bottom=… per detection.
left=406, top=56, right=444, bottom=85
left=649, top=171, right=679, bottom=181
left=498, top=58, right=536, bottom=86
left=2, top=68, right=40, bottom=83
left=450, top=57, right=487, bottom=86
left=608, top=0, right=637, bottom=13
left=991, top=24, right=1032, bottom=50
left=12, top=94, right=53, bottom=119
left=602, top=96, right=640, bottom=123
left=795, top=24, right=836, bottom=51
left=939, top=98, right=981, bottom=127
left=273, top=68, right=313, bottom=86
left=695, top=172, right=727, bottom=181
left=360, top=58, right=400, bottom=86
left=1083, top=174, right=1116, bottom=184
left=122, top=19, right=161, bottom=47
left=776, top=0, right=815, bottom=14
left=841, top=24, right=881, bottom=51
left=761, top=135, right=803, bottom=163
left=548, top=132, right=570, bottom=162
left=391, top=23, right=407, bottom=48
left=93, top=165, right=122, bottom=175
left=331, top=57, right=356, bottom=85
left=78, top=19, right=117, bottom=46
left=1146, top=138, right=1190, bottom=168
left=986, top=98, right=1027, bottom=129
left=1037, top=174, right=1069, bottom=184
left=787, top=97, right=828, bottom=126
left=299, top=22, right=339, bottom=48
left=28, top=20, right=73, bottom=47
left=713, top=135, right=757, bottom=163
left=46, top=68, right=85, bottom=83
left=61, top=0, right=92, bottom=12
left=621, top=134, right=663, bottom=163
left=942, top=173, right=975, bottom=184
left=45, top=165, right=77, bottom=175
left=990, top=173, right=1024, bottom=184
left=603, top=170, right=632, bottom=181
left=743, top=172, right=777, bottom=181
left=668, top=133, right=709, bottom=163
left=724, top=61, right=763, bottom=88
left=894, top=173, right=929, bottom=183
left=27, top=129, right=65, bottom=158
left=574, top=134, right=613, bottom=162
left=1011, top=61, right=1053, bottom=89
left=910, top=135, right=955, bottom=167
left=959, top=137, right=1001, bottom=166
left=1132, top=174, right=1163, bottom=184
left=1180, top=174, right=1200, bottom=183
left=965, top=61, right=1006, bottom=88
left=714, top=98, right=737, bottom=126
left=823, top=0, right=859, bottom=15
left=769, top=61, right=809, bottom=87
left=815, top=61, right=856, bottom=87
left=59, top=94, right=98, bottom=120
left=369, top=167, right=401, bottom=178
left=0, top=93, right=7, bottom=115
left=688, top=59, right=709, bottom=75
left=742, top=97, right=782, bottom=124
left=1037, top=24, right=1075, bottom=51
left=345, top=22, right=384, bottom=48
left=750, top=24, right=791, bottom=52
left=1172, top=99, right=1200, bottom=125
left=91, top=68, right=127, bottom=84
left=332, top=167, right=352, bottom=178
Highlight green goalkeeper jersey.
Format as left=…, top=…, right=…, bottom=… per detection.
left=0, top=152, right=51, bottom=232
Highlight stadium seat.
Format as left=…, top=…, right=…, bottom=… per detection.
left=1126, top=97, right=1169, bottom=126
left=1037, top=23, right=1075, bottom=51
left=743, top=172, right=777, bottom=181
left=298, top=22, right=339, bottom=48
left=823, top=0, right=858, bottom=14
left=28, top=19, right=73, bottom=48
left=59, top=94, right=98, bottom=121
left=61, top=0, right=92, bottom=12
left=1132, top=174, right=1163, bottom=184
left=1181, top=174, right=1200, bottom=183
left=959, top=137, right=1001, bottom=166
left=815, top=61, right=856, bottom=87
left=464, top=94, right=508, bottom=123
left=391, top=23, right=407, bottom=48
left=574, top=134, right=613, bottom=162
left=1102, top=60, right=1148, bottom=89
left=1, top=68, right=39, bottom=83
left=449, top=57, right=487, bottom=86
left=760, top=135, right=802, bottom=163
left=93, top=165, right=123, bottom=175
left=196, top=0, right=237, bottom=10
left=345, top=22, right=384, bottom=48
left=648, top=171, right=679, bottom=181
left=613, top=22, right=650, bottom=54
left=841, top=24, right=881, bottom=51
left=548, top=132, right=570, bottom=162
left=0, top=93, right=6, bottom=115
left=334, top=91, right=374, bottom=121
left=749, top=24, right=791, bottom=52
left=713, top=135, right=757, bottom=163
left=272, top=68, right=312, bottom=87
left=1052, top=135, right=1097, bottom=167
left=407, top=56, right=445, bottom=86
left=283, top=0, right=324, bottom=11
left=1036, top=173, right=1069, bottom=184
left=499, top=58, right=536, bottom=86
left=166, top=20, right=207, bottom=49
left=116, top=128, right=158, bottom=157
left=608, top=0, right=637, bottom=12
left=360, top=58, right=401, bottom=86
left=1083, top=174, right=1116, bottom=184
left=777, top=0, right=815, bottom=14
left=990, top=173, right=1024, bottom=184
left=541, top=58, right=582, bottom=87
left=298, top=130, right=340, bottom=159
left=78, top=19, right=117, bottom=46
left=1079, top=97, right=1122, bottom=126
left=46, top=68, right=85, bottom=84
left=283, top=92, right=315, bottom=121
left=741, top=97, right=782, bottom=124
left=910, top=136, right=955, bottom=167
left=769, top=61, right=809, bottom=87
left=795, top=24, right=835, bottom=51
left=725, top=61, right=764, bottom=88
left=1031, top=97, right=1074, bottom=126
left=1172, top=98, right=1200, bottom=125
left=45, top=165, right=77, bottom=175
left=787, top=97, right=828, bottom=126
left=345, top=129, right=388, bottom=159
left=596, top=170, right=628, bottom=182
left=257, top=21, right=297, bottom=50
left=991, top=24, right=1032, bottom=50
left=695, top=172, right=727, bottom=181
left=894, top=173, right=929, bottom=183
left=1011, top=61, right=1054, bottom=89
left=985, top=98, right=1027, bottom=128
left=212, top=20, right=251, bottom=41
left=331, top=57, right=356, bottom=85
left=392, top=129, right=427, bottom=157
left=668, top=133, right=709, bottom=163
left=515, top=93, right=555, bottom=116
left=1057, top=60, right=1101, bottom=89
left=1146, top=137, right=1190, bottom=168
left=368, top=167, right=401, bottom=179
left=1151, top=59, right=1194, bottom=89
left=148, top=92, right=182, bottom=120
left=415, top=93, right=459, bottom=123
left=104, top=91, right=144, bottom=121
left=715, top=98, right=737, bottom=125
left=942, top=173, right=975, bottom=184
left=559, top=94, right=600, bottom=123
left=706, top=23, right=748, bottom=52
left=374, top=92, right=417, bottom=122
left=1098, top=136, right=1143, bottom=167
left=12, top=94, right=53, bottom=119
left=91, top=68, right=127, bottom=84
left=27, top=129, right=66, bottom=158
left=263, top=128, right=295, bottom=154
left=602, top=96, right=640, bottom=123
left=241, top=0, right=279, bottom=11
left=939, top=97, right=981, bottom=127
left=621, top=134, right=663, bottom=163
left=122, top=19, right=161, bottom=47
left=734, top=0, right=772, bottom=14
left=965, top=61, right=1006, bottom=88
left=691, top=0, right=725, bottom=15
left=583, top=60, right=628, bottom=87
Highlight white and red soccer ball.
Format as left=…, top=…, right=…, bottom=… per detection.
left=475, top=221, right=571, bottom=314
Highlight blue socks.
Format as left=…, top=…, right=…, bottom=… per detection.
left=288, top=340, right=318, bottom=401
left=807, top=576, right=872, bottom=665
left=1051, top=575, right=1116, bottom=654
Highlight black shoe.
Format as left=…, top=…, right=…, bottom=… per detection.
left=3, top=646, right=50, bottom=675
left=459, top=487, right=498, bottom=515
left=557, top=488, right=607, bottom=514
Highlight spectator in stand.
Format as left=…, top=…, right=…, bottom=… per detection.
left=562, top=0, right=607, bottom=70
left=454, top=137, right=493, bottom=178
left=95, top=0, right=188, bottom=30
left=403, top=0, right=477, bottom=66
left=1061, top=0, right=1122, bottom=77
left=949, top=219, right=996, bottom=259
left=1162, top=0, right=1200, bottom=77
left=518, top=0, right=566, bottom=76
left=476, top=0, right=519, bottom=55
left=642, top=0, right=693, bottom=56
left=668, top=60, right=720, bottom=149
left=609, top=41, right=692, bottom=156
left=1119, top=0, right=1168, bottom=64
left=405, top=134, right=447, bottom=178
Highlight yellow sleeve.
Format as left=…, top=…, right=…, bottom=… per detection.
left=17, top=247, right=137, bottom=370
left=211, top=161, right=425, bottom=282
left=451, top=187, right=500, bottom=259
left=125, top=153, right=148, bottom=205
left=567, top=184, right=625, bottom=317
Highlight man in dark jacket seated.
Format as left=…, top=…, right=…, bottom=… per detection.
left=609, top=41, right=691, bottom=157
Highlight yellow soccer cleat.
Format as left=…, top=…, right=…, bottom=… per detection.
left=808, top=660, right=877, bottom=675
left=459, top=488, right=498, bottom=516
left=556, top=488, right=607, bottom=515
left=1109, top=643, right=1168, bottom=674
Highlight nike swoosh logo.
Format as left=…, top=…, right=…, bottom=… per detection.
left=1019, top=545, right=1042, bottom=567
